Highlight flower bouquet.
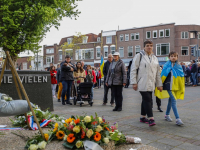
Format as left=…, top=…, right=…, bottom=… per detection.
left=26, top=113, right=141, bottom=150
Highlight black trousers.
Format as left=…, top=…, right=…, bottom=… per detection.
left=103, top=83, right=115, bottom=104
left=140, top=91, right=153, bottom=118
left=111, top=85, right=123, bottom=109
left=155, top=97, right=161, bottom=107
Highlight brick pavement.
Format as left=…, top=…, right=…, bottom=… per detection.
left=52, top=86, right=200, bottom=150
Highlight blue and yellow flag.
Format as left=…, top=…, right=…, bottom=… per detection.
left=155, top=61, right=185, bottom=100
left=100, top=55, right=104, bottom=78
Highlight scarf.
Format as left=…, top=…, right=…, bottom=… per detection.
left=155, top=60, right=185, bottom=100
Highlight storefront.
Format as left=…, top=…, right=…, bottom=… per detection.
left=157, top=57, right=169, bottom=66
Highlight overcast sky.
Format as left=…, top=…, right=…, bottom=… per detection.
left=40, top=0, right=200, bottom=53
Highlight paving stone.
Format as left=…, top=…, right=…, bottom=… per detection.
left=148, top=141, right=174, bottom=150
left=177, top=143, right=200, bottom=150
left=157, top=138, right=183, bottom=146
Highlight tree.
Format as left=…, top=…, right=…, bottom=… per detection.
left=61, top=32, right=86, bottom=60
left=0, top=0, right=81, bottom=61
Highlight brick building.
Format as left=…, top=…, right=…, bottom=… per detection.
left=43, top=23, right=200, bottom=68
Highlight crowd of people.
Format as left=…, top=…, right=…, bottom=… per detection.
left=46, top=40, right=198, bottom=127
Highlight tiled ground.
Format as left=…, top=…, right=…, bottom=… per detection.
left=52, top=85, right=200, bottom=150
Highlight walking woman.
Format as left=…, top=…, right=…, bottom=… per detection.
left=130, top=40, right=163, bottom=126
left=50, top=66, right=57, bottom=98
left=106, top=52, right=127, bottom=111
left=73, top=61, right=86, bottom=85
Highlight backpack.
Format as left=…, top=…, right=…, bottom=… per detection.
left=136, top=52, right=142, bottom=75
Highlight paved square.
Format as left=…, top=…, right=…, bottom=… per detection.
left=52, top=86, right=200, bottom=150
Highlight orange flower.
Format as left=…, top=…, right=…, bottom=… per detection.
left=56, top=130, right=65, bottom=140
left=105, top=127, right=109, bottom=131
left=74, top=118, right=80, bottom=124
left=44, top=133, right=49, bottom=141
left=65, top=118, right=75, bottom=124
left=67, top=133, right=76, bottom=143
left=81, top=134, right=85, bottom=139
left=94, top=132, right=101, bottom=141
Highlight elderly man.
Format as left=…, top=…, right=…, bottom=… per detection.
left=103, top=53, right=115, bottom=106
left=81, top=61, right=87, bottom=70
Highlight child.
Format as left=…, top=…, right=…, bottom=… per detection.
left=155, top=51, right=185, bottom=126
left=86, top=69, right=94, bottom=83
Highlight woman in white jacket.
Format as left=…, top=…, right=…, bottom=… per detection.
left=130, top=40, right=163, bottom=126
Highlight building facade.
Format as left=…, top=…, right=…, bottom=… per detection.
left=43, top=23, right=200, bottom=68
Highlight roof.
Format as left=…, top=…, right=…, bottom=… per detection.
left=118, top=22, right=175, bottom=31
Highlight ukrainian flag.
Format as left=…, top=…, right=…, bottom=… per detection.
left=100, top=55, right=104, bottom=78
left=155, top=61, right=185, bottom=100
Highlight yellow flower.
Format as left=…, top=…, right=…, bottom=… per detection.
left=65, top=118, right=75, bottom=124
left=54, top=123, right=59, bottom=128
left=99, top=117, right=103, bottom=123
left=53, top=127, right=58, bottom=132
left=56, top=130, right=65, bottom=140
left=73, top=126, right=80, bottom=133
left=44, top=133, right=49, bottom=141
left=76, top=140, right=83, bottom=148
left=86, top=129, right=94, bottom=138
left=96, top=125, right=103, bottom=132
left=84, top=116, right=91, bottom=123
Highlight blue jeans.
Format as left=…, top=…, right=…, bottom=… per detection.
left=166, top=91, right=180, bottom=119
left=191, top=72, right=197, bottom=85
left=62, top=80, right=73, bottom=102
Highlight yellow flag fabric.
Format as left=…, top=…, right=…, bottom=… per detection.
left=100, top=55, right=104, bottom=78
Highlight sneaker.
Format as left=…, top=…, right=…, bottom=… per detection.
left=165, top=115, right=173, bottom=122
left=102, top=103, right=106, bottom=106
left=149, top=119, right=156, bottom=126
left=140, top=117, right=149, bottom=124
left=57, top=99, right=61, bottom=102
left=66, top=101, right=72, bottom=105
left=176, top=119, right=184, bottom=126
left=53, top=95, right=56, bottom=98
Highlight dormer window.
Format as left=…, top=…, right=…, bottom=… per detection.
left=97, top=37, right=101, bottom=42
left=83, top=36, right=88, bottom=43
left=67, top=38, right=72, bottom=44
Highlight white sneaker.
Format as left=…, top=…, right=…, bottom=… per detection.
left=53, top=95, right=56, bottom=98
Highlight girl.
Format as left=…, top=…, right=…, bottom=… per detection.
left=73, top=61, right=86, bottom=85
left=50, top=66, right=57, bottom=98
left=155, top=51, right=185, bottom=126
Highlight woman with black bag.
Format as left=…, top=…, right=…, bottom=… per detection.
left=105, top=52, right=127, bottom=112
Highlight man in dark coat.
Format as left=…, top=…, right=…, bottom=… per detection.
left=60, top=55, right=76, bottom=105
left=102, top=53, right=115, bottom=106
left=191, top=60, right=198, bottom=86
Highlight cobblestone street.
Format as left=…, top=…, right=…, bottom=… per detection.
left=52, top=86, right=200, bottom=150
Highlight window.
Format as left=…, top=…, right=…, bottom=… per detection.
left=181, top=32, right=188, bottom=39
left=97, top=37, right=101, bottom=42
left=104, top=46, right=108, bottom=58
left=165, top=29, right=170, bottom=37
left=198, top=32, right=200, bottom=39
left=156, top=43, right=170, bottom=55
left=119, top=47, right=124, bottom=57
left=159, top=30, right=164, bottom=38
left=131, top=33, right=135, bottom=40
left=181, top=46, right=189, bottom=56
left=83, top=49, right=94, bottom=59
left=125, top=34, right=129, bottom=41
left=65, top=49, right=73, bottom=60
left=75, top=50, right=82, bottom=60
left=153, top=30, right=157, bottom=38
left=67, top=38, right=72, bottom=44
left=110, top=45, right=115, bottom=55
left=146, top=31, right=151, bottom=39
left=46, top=48, right=54, bottom=54
left=135, top=33, right=139, bottom=40
left=96, top=47, right=101, bottom=59
left=128, top=46, right=133, bottom=57
left=23, top=62, right=27, bottom=70
left=120, top=34, right=124, bottom=41
left=83, top=36, right=88, bottom=43
left=46, top=56, right=54, bottom=64
left=58, top=50, right=62, bottom=61
left=190, top=32, right=195, bottom=38
left=106, top=36, right=112, bottom=44
left=135, top=46, right=141, bottom=54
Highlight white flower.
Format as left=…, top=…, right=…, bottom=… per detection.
left=28, top=144, right=38, bottom=150
left=38, top=141, right=47, bottom=149
left=63, top=135, right=68, bottom=141
left=96, top=125, right=103, bottom=132
left=84, top=116, right=91, bottom=123
left=99, top=117, right=103, bottom=123
left=103, top=138, right=109, bottom=144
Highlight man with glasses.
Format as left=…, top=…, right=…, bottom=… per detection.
left=102, top=53, right=115, bottom=106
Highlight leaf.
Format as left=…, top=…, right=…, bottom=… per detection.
left=63, top=142, right=74, bottom=149
left=111, top=132, right=120, bottom=141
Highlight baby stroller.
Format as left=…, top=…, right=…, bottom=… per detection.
left=73, top=81, right=93, bottom=107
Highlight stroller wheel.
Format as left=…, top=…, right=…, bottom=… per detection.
left=89, top=102, right=93, bottom=106
left=80, top=104, right=82, bottom=107
left=73, top=97, right=76, bottom=105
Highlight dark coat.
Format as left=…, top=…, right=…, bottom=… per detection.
left=191, top=63, right=198, bottom=73
left=56, top=67, right=61, bottom=82
left=103, top=61, right=111, bottom=81
left=163, top=72, right=172, bottom=90
left=60, top=61, right=77, bottom=81
left=106, top=59, right=127, bottom=86
left=185, top=67, right=191, bottom=77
